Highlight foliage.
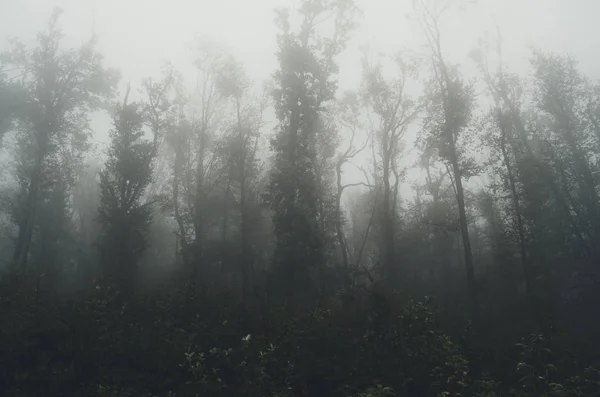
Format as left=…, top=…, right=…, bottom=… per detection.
left=98, top=99, right=155, bottom=291
left=265, top=0, right=357, bottom=304
left=1, top=277, right=598, bottom=396
left=2, top=4, right=600, bottom=397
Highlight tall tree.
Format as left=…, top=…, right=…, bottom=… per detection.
left=473, top=48, right=539, bottom=322
left=72, top=156, right=103, bottom=285
left=415, top=0, right=479, bottom=319
left=143, top=63, right=176, bottom=200
left=5, top=9, right=118, bottom=270
left=532, top=52, right=600, bottom=256
left=98, top=88, right=155, bottom=293
left=264, top=0, right=357, bottom=305
left=362, top=54, right=423, bottom=289
left=472, top=44, right=600, bottom=329
left=189, top=41, right=230, bottom=276
left=217, top=58, right=267, bottom=296
left=334, top=91, right=370, bottom=281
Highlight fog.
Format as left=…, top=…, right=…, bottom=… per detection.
left=3, top=0, right=600, bottom=395
left=6, top=0, right=600, bottom=127
left=4, top=0, right=600, bottom=189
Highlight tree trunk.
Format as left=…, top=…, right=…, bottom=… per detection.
left=499, top=124, right=537, bottom=323
left=447, top=134, right=479, bottom=321
left=193, top=128, right=206, bottom=277
left=502, top=92, right=597, bottom=262
left=236, top=99, right=251, bottom=299
left=335, top=162, right=349, bottom=283
left=382, top=133, right=395, bottom=289
left=425, top=163, right=450, bottom=293
left=12, top=151, right=44, bottom=270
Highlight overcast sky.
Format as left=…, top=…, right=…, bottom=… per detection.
left=3, top=0, right=599, bottom=84
left=2, top=0, right=600, bottom=197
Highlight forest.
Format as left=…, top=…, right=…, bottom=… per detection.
left=1, top=0, right=600, bottom=396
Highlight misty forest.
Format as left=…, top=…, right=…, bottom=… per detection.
left=2, top=0, right=600, bottom=396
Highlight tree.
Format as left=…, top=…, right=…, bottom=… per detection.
left=264, top=0, right=357, bottom=305
left=471, top=42, right=600, bottom=329
left=5, top=8, right=118, bottom=270
left=98, top=88, right=155, bottom=293
left=143, top=63, right=176, bottom=200
left=189, top=41, right=231, bottom=274
left=531, top=52, right=600, bottom=258
left=417, top=149, right=458, bottom=295
left=415, top=0, right=479, bottom=320
left=333, top=92, right=370, bottom=282
left=472, top=47, right=539, bottom=322
left=217, top=57, right=267, bottom=297
left=71, top=156, right=103, bottom=286
left=153, top=43, right=233, bottom=281
left=362, top=53, right=423, bottom=289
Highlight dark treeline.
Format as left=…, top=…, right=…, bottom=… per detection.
left=2, top=1, right=600, bottom=396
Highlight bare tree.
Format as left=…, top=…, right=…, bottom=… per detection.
left=335, top=91, right=371, bottom=283
left=362, top=53, right=423, bottom=288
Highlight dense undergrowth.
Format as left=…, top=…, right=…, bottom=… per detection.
left=1, top=275, right=599, bottom=397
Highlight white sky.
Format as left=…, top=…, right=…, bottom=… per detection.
left=3, top=0, right=600, bottom=84
left=2, top=0, right=600, bottom=199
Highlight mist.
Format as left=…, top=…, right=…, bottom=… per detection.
left=2, top=0, right=600, bottom=396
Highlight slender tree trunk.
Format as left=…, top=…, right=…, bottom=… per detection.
left=499, top=125, right=536, bottom=319
left=236, top=99, right=251, bottom=299
left=425, top=163, right=450, bottom=292
left=239, top=177, right=250, bottom=298
left=431, top=36, right=479, bottom=320
left=335, top=162, right=349, bottom=282
left=193, top=128, right=206, bottom=277
left=172, top=147, right=189, bottom=266
left=12, top=151, right=44, bottom=270
left=503, top=93, right=597, bottom=261
left=447, top=133, right=479, bottom=320
left=221, top=181, right=231, bottom=241
left=382, top=133, right=395, bottom=289
left=561, top=120, right=600, bottom=239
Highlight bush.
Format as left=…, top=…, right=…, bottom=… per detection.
left=0, top=276, right=598, bottom=396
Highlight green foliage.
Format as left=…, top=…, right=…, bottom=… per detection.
left=510, top=334, right=600, bottom=397
left=1, top=274, right=599, bottom=397
left=2, top=7, right=118, bottom=271
left=3, top=5, right=600, bottom=397
left=353, top=384, right=396, bottom=397
left=98, top=99, right=155, bottom=290
left=265, top=0, right=356, bottom=303
left=0, top=279, right=475, bottom=396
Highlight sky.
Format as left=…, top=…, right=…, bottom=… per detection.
left=2, top=0, right=600, bottom=197
left=3, top=0, right=600, bottom=86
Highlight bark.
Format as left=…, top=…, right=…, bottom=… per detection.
left=173, top=145, right=189, bottom=265
left=335, top=160, right=349, bottom=274
left=499, top=122, right=536, bottom=319
left=502, top=90, right=595, bottom=261
left=382, top=133, right=396, bottom=288
left=478, top=53, right=598, bottom=264
left=193, top=127, right=206, bottom=276
left=447, top=128, right=479, bottom=320
left=12, top=135, right=47, bottom=270
left=417, top=0, right=479, bottom=319
left=236, top=98, right=251, bottom=298
left=435, top=53, right=479, bottom=320
left=425, top=162, right=450, bottom=290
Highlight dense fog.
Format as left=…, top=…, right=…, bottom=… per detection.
left=2, top=1, right=600, bottom=396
